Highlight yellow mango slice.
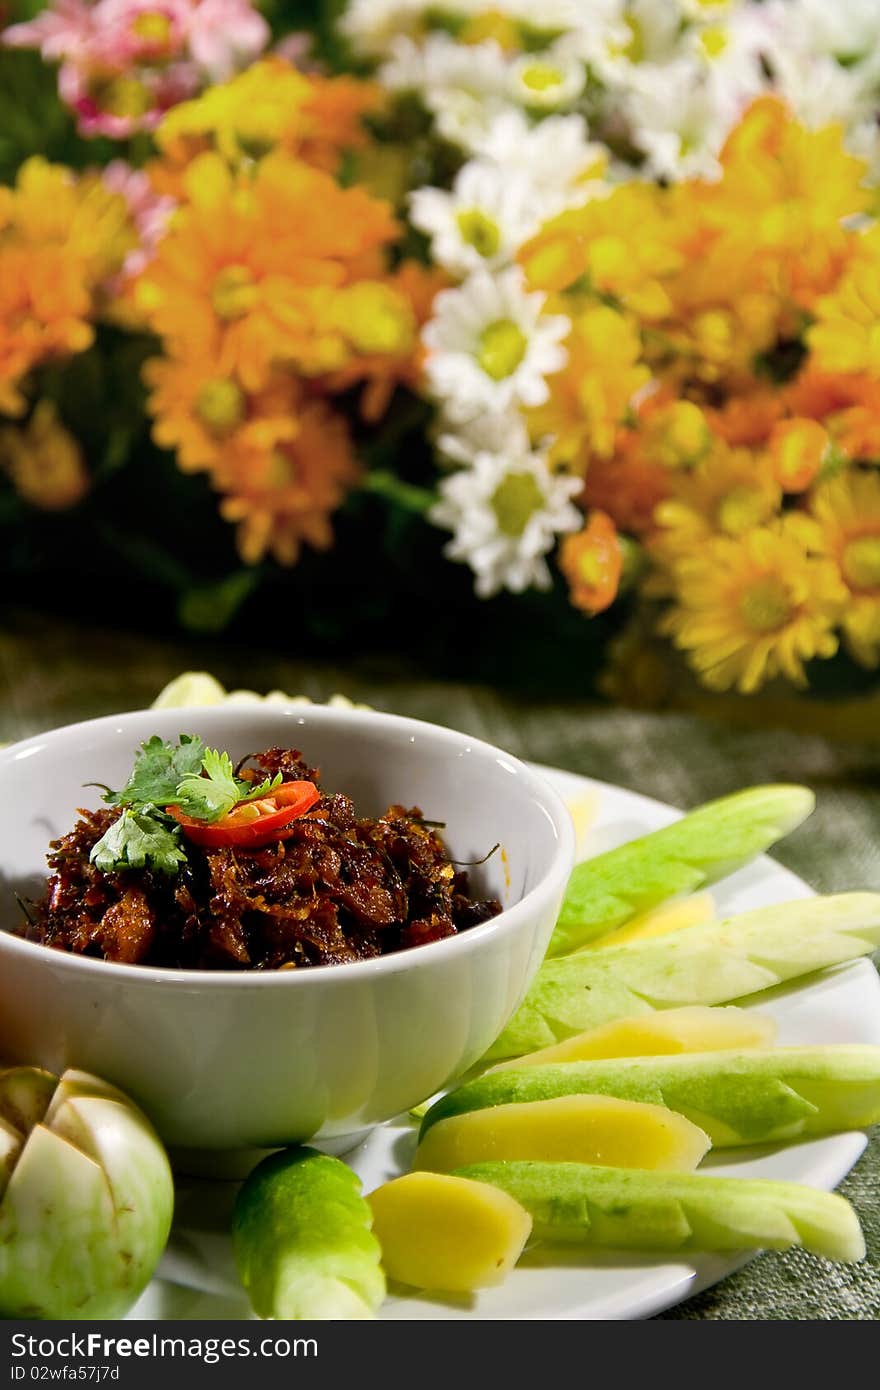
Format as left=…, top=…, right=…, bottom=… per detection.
left=491, top=1004, right=778, bottom=1072
left=414, top=1094, right=710, bottom=1175
left=368, top=1172, right=532, bottom=1293
left=586, top=892, right=716, bottom=950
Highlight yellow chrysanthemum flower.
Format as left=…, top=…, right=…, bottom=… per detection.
left=215, top=400, right=361, bottom=566
left=660, top=517, right=845, bottom=693
left=529, top=304, right=650, bottom=469
left=808, top=228, right=880, bottom=379
left=11, top=158, right=133, bottom=284
left=811, top=470, right=880, bottom=668
left=0, top=158, right=133, bottom=416
left=153, top=57, right=383, bottom=181
left=520, top=183, right=681, bottom=321
left=0, top=400, right=89, bottom=510
left=654, top=441, right=782, bottom=542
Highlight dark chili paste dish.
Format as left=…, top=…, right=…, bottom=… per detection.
left=21, top=737, right=503, bottom=971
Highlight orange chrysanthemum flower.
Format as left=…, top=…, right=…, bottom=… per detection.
left=706, top=389, right=784, bottom=447
left=580, top=434, right=669, bottom=538
left=135, top=151, right=402, bottom=392
left=143, top=355, right=300, bottom=474
left=709, top=97, right=870, bottom=314
left=216, top=399, right=361, bottom=566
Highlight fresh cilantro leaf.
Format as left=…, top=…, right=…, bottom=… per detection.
left=90, top=807, right=187, bottom=876
left=238, top=770, right=283, bottom=802
left=105, top=734, right=205, bottom=809
left=173, top=748, right=283, bottom=822
left=175, top=747, right=242, bottom=822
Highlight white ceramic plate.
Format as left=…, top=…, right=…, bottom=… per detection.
left=127, top=765, right=880, bottom=1322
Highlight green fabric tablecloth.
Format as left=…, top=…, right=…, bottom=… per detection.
left=2, top=609, right=879, bottom=1320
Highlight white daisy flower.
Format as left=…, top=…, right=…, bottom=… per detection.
left=687, top=5, right=778, bottom=105
left=430, top=443, right=582, bottom=598
left=770, top=46, right=876, bottom=135
left=431, top=90, right=521, bottom=149
left=380, top=32, right=516, bottom=147
left=507, top=41, right=587, bottom=111
left=497, top=0, right=584, bottom=35
left=379, top=32, right=510, bottom=96
left=470, top=111, right=608, bottom=200
left=339, top=0, right=430, bottom=59
left=577, top=0, right=683, bottom=85
left=434, top=407, right=535, bottom=466
left=422, top=267, right=570, bottom=422
left=773, top=0, right=880, bottom=66
left=677, top=0, right=736, bottom=19
left=622, top=58, right=736, bottom=181
left=410, top=161, right=552, bottom=275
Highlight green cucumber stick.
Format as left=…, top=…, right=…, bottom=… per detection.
left=423, top=1045, right=880, bottom=1147
left=551, top=784, right=815, bottom=956
left=486, top=892, right=880, bottom=1062
left=455, top=1162, right=865, bottom=1263
left=232, top=1147, right=386, bottom=1320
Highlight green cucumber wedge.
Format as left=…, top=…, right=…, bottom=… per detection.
left=486, top=892, right=880, bottom=1062
left=551, top=785, right=815, bottom=956
left=454, top=1162, right=865, bottom=1262
left=232, top=1147, right=386, bottom=1319
left=423, top=1046, right=880, bottom=1147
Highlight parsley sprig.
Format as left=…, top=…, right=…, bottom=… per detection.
left=90, top=734, right=281, bottom=875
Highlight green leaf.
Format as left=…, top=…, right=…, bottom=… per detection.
left=173, top=747, right=282, bottom=823
left=174, top=747, right=241, bottom=822
left=89, top=807, right=187, bottom=876
left=105, top=734, right=205, bottom=809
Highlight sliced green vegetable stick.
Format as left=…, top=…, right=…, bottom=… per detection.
left=551, top=784, right=815, bottom=956
left=423, top=1045, right=880, bottom=1147
left=454, top=1162, right=865, bottom=1263
left=232, top=1148, right=386, bottom=1320
left=486, top=892, right=880, bottom=1062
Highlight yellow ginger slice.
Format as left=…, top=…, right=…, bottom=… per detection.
left=368, top=1172, right=532, bottom=1293
left=491, top=1005, right=777, bottom=1072
left=413, top=1094, right=710, bottom=1175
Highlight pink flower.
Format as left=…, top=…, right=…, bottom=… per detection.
left=3, top=0, right=270, bottom=137
left=4, top=0, right=96, bottom=62
left=88, top=0, right=192, bottom=66
left=185, top=0, right=270, bottom=81
left=101, top=159, right=175, bottom=281
left=58, top=55, right=198, bottom=137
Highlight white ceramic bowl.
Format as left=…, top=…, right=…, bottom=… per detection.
left=0, top=706, right=574, bottom=1154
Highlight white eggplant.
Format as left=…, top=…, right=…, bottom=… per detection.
left=0, top=1065, right=174, bottom=1319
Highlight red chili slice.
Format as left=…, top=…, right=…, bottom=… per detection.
left=168, top=780, right=320, bottom=848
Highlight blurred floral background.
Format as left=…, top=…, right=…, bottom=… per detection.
left=3, top=0, right=880, bottom=708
